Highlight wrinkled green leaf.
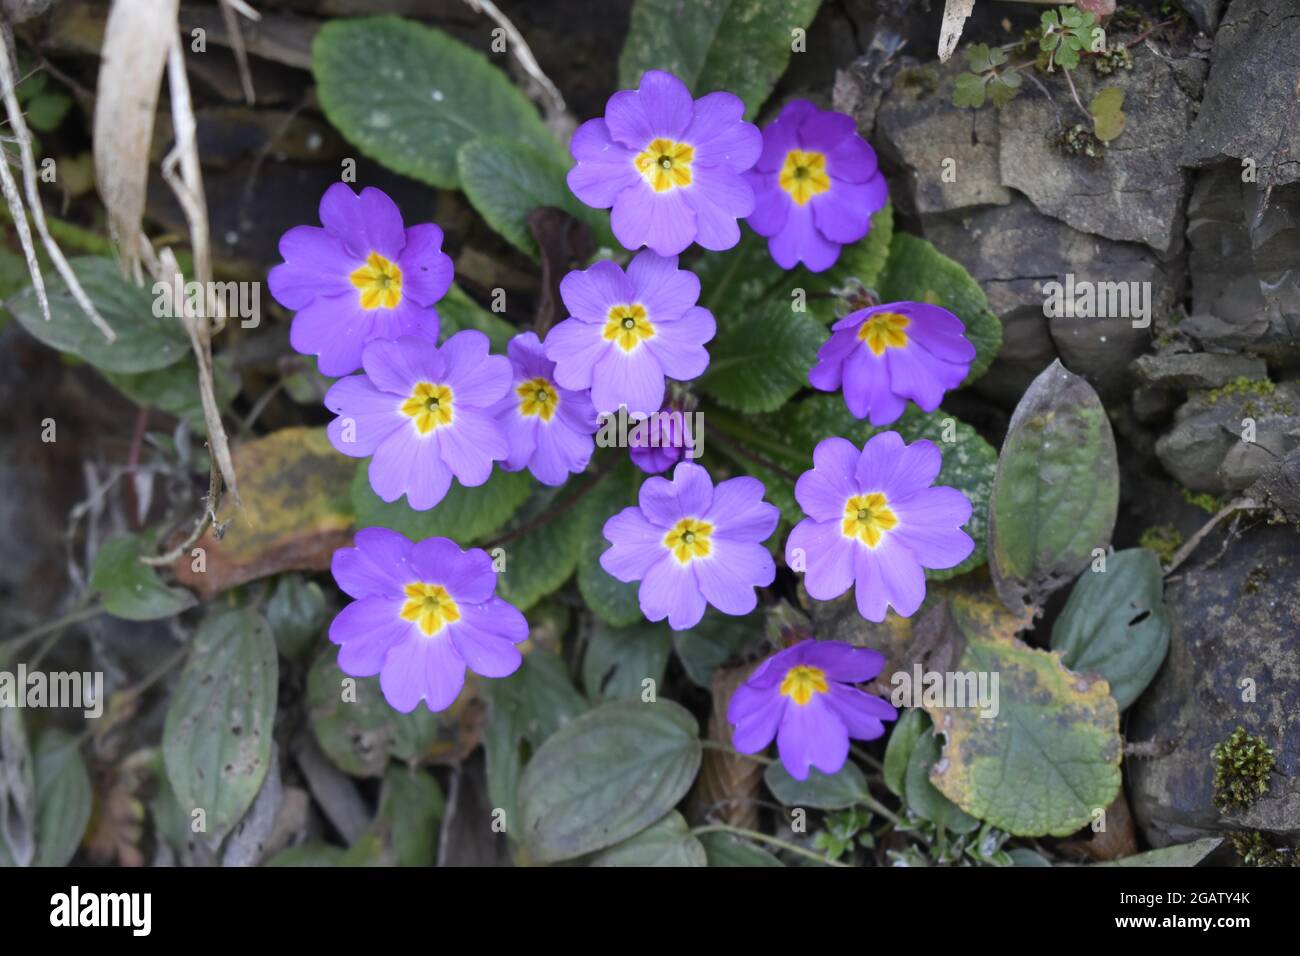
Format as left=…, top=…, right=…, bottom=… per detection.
left=904, top=728, right=979, bottom=833
left=496, top=483, right=584, bottom=611
left=576, top=458, right=645, bottom=627
left=671, top=610, right=763, bottom=687
left=1051, top=548, right=1169, bottom=710
left=30, top=730, right=92, bottom=867
left=589, top=810, right=706, bottom=866
left=375, top=765, right=444, bottom=866
left=306, top=649, right=443, bottom=778
left=620, top=0, right=824, bottom=119
left=351, top=459, right=531, bottom=545
left=988, top=360, right=1119, bottom=612
left=698, top=299, right=827, bottom=414
left=518, top=699, right=701, bottom=863
left=312, top=17, right=558, bottom=188
left=8, top=257, right=190, bottom=373
left=883, top=706, right=927, bottom=798
left=438, top=284, right=516, bottom=353
left=90, top=534, right=196, bottom=622
left=1097, top=838, right=1222, bottom=868
left=699, top=830, right=785, bottom=866
left=163, top=608, right=278, bottom=839
left=1090, top=87, right=1126, bottom=142
left=952, top=72, right=988, bottom=108
left=763, top=760, right=868, bottom=810
left=582, top=619, right=672, bottom=703
left=266, top=573, right=327, bottom=661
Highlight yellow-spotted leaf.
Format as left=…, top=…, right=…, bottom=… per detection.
left=924, top=592, right=1122, bottom=837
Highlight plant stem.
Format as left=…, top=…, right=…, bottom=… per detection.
left=690, top=823, right=851, bottom=868
left=700, top=739, right=773, bottom=765
left=3, top=600, right=103, bottom=658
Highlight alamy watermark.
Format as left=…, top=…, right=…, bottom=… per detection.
left=152, top=275, right=261, bottom=328
left=595, top=406, right=704, bottom=460
left=1042, top=273, right=1150, bottom=329
left=0, top=665, right=103, bottom=718
left=890, top=665, right=999, bottom=718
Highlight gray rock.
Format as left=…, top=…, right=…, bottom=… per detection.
left=874, top=58, right=1010, bottom=217
left=1184, top=166, right=1300, bottom=361
left=1181, top=0, right=1300, bottom=188
left=1154, top=381, right=1300, bottom=492
left=1181, top=0, right=1225, bottom=36
left=924, top=196, right=1179, bottom=401
left=1133, top=351, right=1269, bottom=390
left=998, top=48, right=1206, bottom=256
left=1127, top=525, right=1300, bottom=849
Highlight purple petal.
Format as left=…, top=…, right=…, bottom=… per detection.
left=611, top=186, right=696, bottom=257
left=380, top=635, right=465, bottom=713
left=330, top=596, right=412, bottom=675
left=811, top=178, right=886, bottom=245
left=768, top=201, right=841, bottom=272
left=685, top=91, right=762, bottom=171
left=795, top=641, right=885, bottom=683
left=319, top=183, right=406, bottom=260
left=755, top=99, right=818, bottom=173
left=692, top=538, right=772, bottom=615
left=604, top=69, right=694, bottom=148
left=824, top=683, right=896, bottom=740
left=705, top=476, right=779, bottom=542
left=361, top=336, right=446, bottom=396
left=567, top=118, right=641, bottom=208
left=786, top=519, right=856, bottom=601
left=855, top=538, right=926, bottom=620
left=681, top=164, right=753, bottom=251
left=642, top=308, right=714, bottom=382
left=639, top=555, right=707, bottom=630
left=728, top=683, right=786, bottom=754
left=601, top=506, right=667, bottom=582
left=331, top=526, right=413, bottom=599
left=325, top=374, right=404, bottom=458
left=777, top=695, right=849, bottom=780
left=441, top=330, right=512, bottom=407
left=544, top=318, right=610, bottom=392
left=627, top=251, right=699, bottom=318
left=890, top=487, right=975, bottom=569
left=856, top=434, right=941, bottom=499
left=592, top=347, right=664, bottom=416
left=745, top=175, right=790, bottom=237
left=559, top=259, right=633, bottom=323
left=370, top=429, right=452, bottom=510
left=396, top=223, right=453, bottom=306
left=268, top=225, right=357, bottom=310
left=434, top=407, right=506, bottom=486
left=289, top=293, right=372, bottom=377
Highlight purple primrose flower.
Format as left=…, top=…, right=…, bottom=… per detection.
left=728, top=639, right=897, bottom=780
left=601, top=462, right=778, bottom=630
left=545, top=250, right=715, bottom=416
left=269, top=183, right=453, bottom=377
left=324, top=331, right=510, bottom=511
left=491, top=331, right=598, bottom=486
left=567, top=69, right=762, bottom=256
left=329, top=527, right=528, bottom=713
left=785, top=433, right=974, bottom=623
left=745, top=100, right=888, bottom=272
left=808, top=300, right=976, bottom=426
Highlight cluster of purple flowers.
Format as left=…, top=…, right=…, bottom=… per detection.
left=268, top=68, right=978, bottom=777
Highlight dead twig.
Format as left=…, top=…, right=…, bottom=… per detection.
left=1163, top=498, right=1256, bottom=576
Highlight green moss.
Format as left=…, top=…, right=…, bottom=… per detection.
left=1205, top=376, right=1276, bottom=405
left=1243, top=566, right=1271, bottom=595
left=1229, top=831, right=1298, bottom=867
left=1212, top=727, right=1276, bottom=813
left=896, top=66, right=939, bottom=97
left=1138, top=524, right=1182, bottom=565
left=1057, top=123, right=1104, bottom=160
left=1181, top=489, right=1223, bottom=514
left=1091, top=46, right=1133, bottom=77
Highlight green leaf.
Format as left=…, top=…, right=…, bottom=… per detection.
left=32, top=730, right=92, bottom=867
left=699, top=830, right=785, bottom=866
left=988, top=73, right=1023, bottom=108
left=988, top=360, right=1119, bottom=612
left=671, top=609, right=763, bottom=687
left=375, top=765, right=444, bottom=866
left=965, top=43, right=1006, bottom=74
left=482, top=647, right=587, bottom=833
left=763, top=760, right=868, bottom=810
left=877, top=232, right=1001, bottom=385
left=698, top=299, right=828, bottom=414
left=926, top=593, right=1122, bottom=837
left=8, top=257, right=191, bottom=373
left=582, top=619, right=672, bottom=703
left=904, top=728, right=979, bottom=833
left=306, top=649, right=443, bottom=778
left=1097, top=838, right=1223, bottom=868
left=312, top=16, right=558, bottom=189
left=495, top=483, right=584, bottom=611
left=350, top=459, right=531, bottom=545
left=588, top=810, right=706, bottom=866
left=710, top=397, right=996, bottom=579
left=458, top=137, right=612, bottom=258
left=163, top=608, right=278, bottom=839
left=102, top=354, right=240, bottom=423
left=952, top=72, right=988, bottom=109
left=620, top=0, right=824, bottom=120
left=25, top=91, right=72, bottom=133
left=1090, top=87, right=1126, bottom=142
left=90, top=534, right=196, bottom=621
left=518, top=699, right=701, bottom=863
left=883, top=706, right=927, bottom=798
left=437, top=284, right=516, bottom=353
left=576, top=458, right=645, bottom=627
left=1050, top=548, right=1170, bottom=710
left=1055, top=43, right=1081, bottom=70
left=265, top=573, right=327, bottom=661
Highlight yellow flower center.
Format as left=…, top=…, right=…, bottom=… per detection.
left=517, top=376, right=559, bottom=422
left=349, top=251, right=403, bottom=310
left=399, top=381, right=454, bottom=436
left=663, top=517, right=714, bottom=564
left=780, top=665, right=829, bottom=706
left=779, top=149, right=831, bottom=205
left=399, top=582, right=461, bottom=637
left=842, top=492, right=898, bottom=548
left=634, top=137, right=694, bottom=192
left=603, top=303, right=656, bottom=352
left=856, top=311, right=911, bottom=356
